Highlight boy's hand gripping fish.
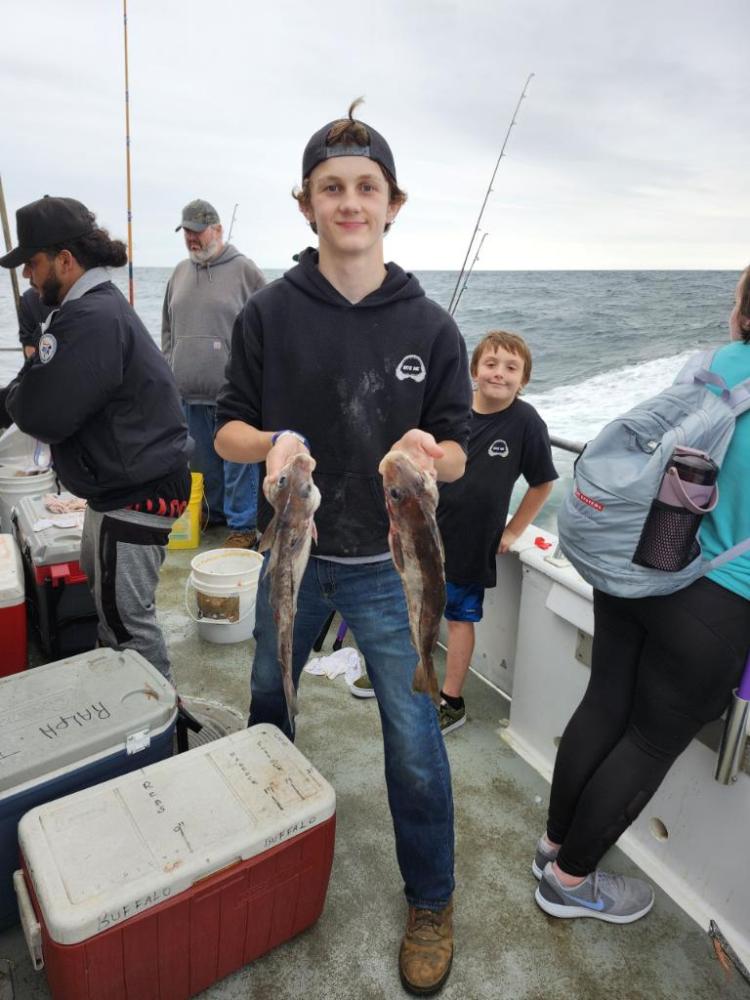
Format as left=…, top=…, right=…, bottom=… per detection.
left=258, top=452, right=321, bottom=726
left=379, top=449, right=445, bottom=704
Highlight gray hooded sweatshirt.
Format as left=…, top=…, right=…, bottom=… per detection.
left=161, top=243, right=265, bottom=403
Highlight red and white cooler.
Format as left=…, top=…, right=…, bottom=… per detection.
left=15, top=723, right=336, bottom=1000
left=0, top=534, right=26, bottom=675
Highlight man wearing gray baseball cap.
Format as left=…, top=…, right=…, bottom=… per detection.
left=163, top=198, right=265, bottom=547
left=174, top=199, right=220, bottom=233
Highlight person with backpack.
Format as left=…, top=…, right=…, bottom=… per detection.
left=533, top=268, right=750, bottom=924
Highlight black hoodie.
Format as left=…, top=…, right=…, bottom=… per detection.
left=7, top=281, right=190, bottom=509
left=217, top=248, right=471, bottom=557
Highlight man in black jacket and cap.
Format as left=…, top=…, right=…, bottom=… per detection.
left=1, top=195, right=191, bottom=681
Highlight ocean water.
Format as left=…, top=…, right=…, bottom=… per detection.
left=0, top=268, right=738, bottom=531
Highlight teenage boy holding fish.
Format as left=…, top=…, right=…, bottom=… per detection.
left=215, top=100, right=471, bottom=996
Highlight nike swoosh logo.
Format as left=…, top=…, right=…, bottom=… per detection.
left=561, top=891, right=605, bottom=911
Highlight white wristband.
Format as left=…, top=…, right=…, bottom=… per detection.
left=271, top=429, right=310, bottom=450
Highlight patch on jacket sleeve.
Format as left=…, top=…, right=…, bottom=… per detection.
left=38, top=332, right=58, bottom=364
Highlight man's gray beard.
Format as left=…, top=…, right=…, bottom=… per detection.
left=189, top=240, right=220, bottom=264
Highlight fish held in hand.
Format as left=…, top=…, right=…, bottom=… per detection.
left=380, top=449, right=445, bottom=703
left=258, top=453, right=321, bottom=725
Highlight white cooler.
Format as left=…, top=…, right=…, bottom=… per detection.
left=15, top=724, right=336, bottom=1000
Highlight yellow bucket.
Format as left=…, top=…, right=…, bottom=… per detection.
left=168, top=472, right=203, bottom=550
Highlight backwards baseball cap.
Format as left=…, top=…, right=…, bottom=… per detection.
left=301, top=114, right=397, bottom=184
left=0, top=196, right=95, bottom=269
left=176, top=199, right=220, bottom=233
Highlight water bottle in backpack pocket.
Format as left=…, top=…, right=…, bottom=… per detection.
left=633, top=447, right=719, bottom=571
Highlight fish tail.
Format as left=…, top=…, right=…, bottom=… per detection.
left=282, top=670, right=299, bottom=726
left=412, top=657, right=440, bottom=705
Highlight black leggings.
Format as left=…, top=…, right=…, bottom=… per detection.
left=546, top=577, right=750, bottom=876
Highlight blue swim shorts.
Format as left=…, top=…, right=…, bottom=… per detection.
left=444, top=581, right=485, bottom=622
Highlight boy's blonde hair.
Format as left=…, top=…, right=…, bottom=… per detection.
left=471, top=331, right=533, bottom=385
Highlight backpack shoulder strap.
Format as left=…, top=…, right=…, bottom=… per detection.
left=706, top=537, right=750, bottom=573
left=674, top=349, right=716, bottom=386
left=677, top=348, right=750, bottom=414
left=728, top=376, right=750, bottom=417
left=677, top=347, right=735, bottom=400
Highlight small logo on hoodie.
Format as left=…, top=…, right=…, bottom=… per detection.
left=488, top=439, right=509, bottom=458
left=38, top=333, right=57, bottom=364
left=396, top=355, right=426, bottom=383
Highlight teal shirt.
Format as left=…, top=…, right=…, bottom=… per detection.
left=699, top=341, right=750, bottom=599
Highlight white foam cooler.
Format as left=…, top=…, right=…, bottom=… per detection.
left=0, top=534, right=26, bottom=675
left=15, top=724, right=336, bottom=1000
left=13, top=491, right=97, bottom=657
left=0, top=648, right=177, bottom=930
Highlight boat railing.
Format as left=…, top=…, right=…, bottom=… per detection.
left=549, top=435, right=584, bottom=456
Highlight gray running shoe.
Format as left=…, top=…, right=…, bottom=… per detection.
left=532, top=836, right=559, bottom=880
left=535, top=864, right=654, bottom=923
left=439, top=700, right=466, bottom=735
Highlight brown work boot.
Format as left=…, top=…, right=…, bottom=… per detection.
left=223, top=529, right=258, bottom=549
left=399, top=900, right=453, bottom=996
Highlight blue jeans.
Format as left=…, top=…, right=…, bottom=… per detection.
left=183, top=402, right=258, bottom=530
left=249, top=556, right=455, bottom=909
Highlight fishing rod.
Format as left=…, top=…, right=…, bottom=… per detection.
left=448, top=72, right=534, bottom=317
left=451, top=232, right=488, bottom=317
left=0, top=173, right=21, bottom=326
left=122, top=0, right=135, bottom=305
left=227, top=203, right=239, bottom=244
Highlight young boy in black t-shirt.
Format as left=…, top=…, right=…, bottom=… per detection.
left=436, top=331, right=558, bottom=733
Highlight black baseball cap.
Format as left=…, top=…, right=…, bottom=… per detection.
left=0, top=196, right=95, bottom=269
left=301, top=117, right=397, bottom=184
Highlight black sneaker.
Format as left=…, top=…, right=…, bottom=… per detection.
left=439, top=699, right=466, bottom=735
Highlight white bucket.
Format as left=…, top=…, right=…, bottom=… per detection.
left=185, top=548, right=264, bottom=645
left=0, top=468, right=57, bottom=534
left=0, top=425, right=52, bottom=469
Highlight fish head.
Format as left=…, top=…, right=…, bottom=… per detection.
left=267, top=452, right=321, bottom=519
left=380, top=449, right=438, bottom=521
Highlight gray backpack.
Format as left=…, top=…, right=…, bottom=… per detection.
left=557, top=348, right=750, bottom=598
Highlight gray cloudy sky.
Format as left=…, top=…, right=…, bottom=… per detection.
left=2, top=0, right=748, bottom=270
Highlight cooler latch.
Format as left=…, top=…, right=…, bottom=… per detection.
left=49, top=562, right=71, bottom=586
left=13, top=871, right=44, bottom=971
left=126, top=729, right=152, bottom=754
